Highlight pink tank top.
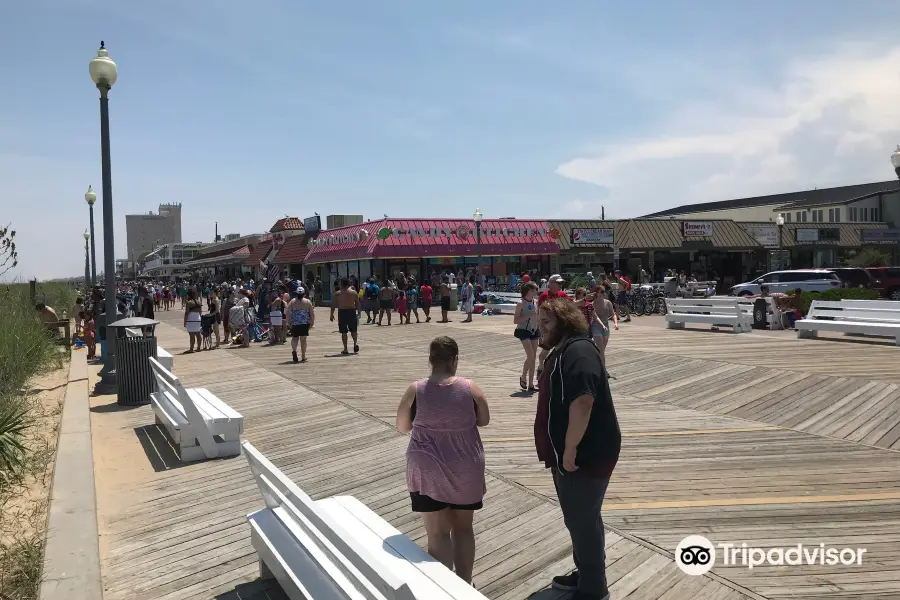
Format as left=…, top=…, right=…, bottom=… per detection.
left=405, top=377, right=486, bottom=505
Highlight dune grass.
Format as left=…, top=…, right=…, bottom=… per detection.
left=0, top=281, right=75, bottom=599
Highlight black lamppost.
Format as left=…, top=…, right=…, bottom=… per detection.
left=85, top=185, right=97, bottom=286
left=83, top=230, right=91, bottom=293
left=473, top=208, right=483, bottom=288
left=776, top=213, right=785, bottom=270
left=89, top=41, right=118, bottom=387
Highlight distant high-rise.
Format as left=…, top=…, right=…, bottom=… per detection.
left=126, top=203, right=182, bottom=261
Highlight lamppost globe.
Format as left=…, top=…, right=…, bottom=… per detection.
left=89, top=42, right=117, bottom=88
left=891, top=145, right=900, bottom=170
left=473, top=208, right=483, bottom=224
left=85, top=185, right=97, bottom=205
left=776, top=214, right=785, bottom=227
left=84, top=229, right=90, bottom=241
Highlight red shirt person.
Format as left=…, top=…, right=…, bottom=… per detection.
left=538, top=274, right=570, bottom=305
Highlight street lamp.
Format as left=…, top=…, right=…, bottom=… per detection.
left=83, top=230, right=91, bottom=293
left=85, top=185, right=97, bottom=286
left=776, top=213, right=785, bottom=270
left=90, top=41, right=118, bottom=387
left=473, top=208, right=483, bottom=288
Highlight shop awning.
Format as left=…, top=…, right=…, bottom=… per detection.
left=304, top=218, right=559, bottom=264
left=619, top=219, right=762, bottom=249
left=782, top=223, right=890, bottom=247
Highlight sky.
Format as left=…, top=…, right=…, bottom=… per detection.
left=4, top=0, right=900, bottom=280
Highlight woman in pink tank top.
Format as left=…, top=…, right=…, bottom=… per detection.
left=396, top=336, right=490, bottom=585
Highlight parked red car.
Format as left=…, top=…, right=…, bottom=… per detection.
left=865, top=267, right=900, bottom=300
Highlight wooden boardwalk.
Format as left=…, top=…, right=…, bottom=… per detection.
left=88, top=309, right=900, bottom=600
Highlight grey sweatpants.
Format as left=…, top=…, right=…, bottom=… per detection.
left=553, top=469, right=611, bottom=594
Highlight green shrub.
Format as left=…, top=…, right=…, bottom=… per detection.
left=797, top=288, right=879, bottom=314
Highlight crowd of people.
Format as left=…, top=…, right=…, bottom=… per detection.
left=59, top=270, right=628, bottom=598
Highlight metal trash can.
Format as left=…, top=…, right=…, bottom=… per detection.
left=108, top=317, right=160, bottom=406
left=449, top=283, right=459, bottom=311
left=752, top=298, right=769, bottom=330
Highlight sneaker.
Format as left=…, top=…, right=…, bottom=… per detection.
left=292, top=351, right=299, bottom=364
left=551, top=570, right=579, bottom=591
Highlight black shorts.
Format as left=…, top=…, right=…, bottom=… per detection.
left=379, top=299, right=393, bottom=310
left=337, top=309, right=357, bottom=334
left=291, top=324, right=309, bottom=337
left=440, top=296, right=451, bottom=311
left=409, top=492, right=483, bottom=513
left=514, top=328, right=540, bottom=340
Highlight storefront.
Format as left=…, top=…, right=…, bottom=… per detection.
left=550, top=219, right=764, bottom=290
left=304, top=218, right=559, bottom=300
left=781, top=223, right=897, bottom=268
left=546, top=221, right=624, bottom=277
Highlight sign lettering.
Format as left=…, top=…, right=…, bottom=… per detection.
left=682, top=221, right=714, bottom=237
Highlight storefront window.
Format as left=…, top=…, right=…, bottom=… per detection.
left=359, top=260, right=372, bottom=282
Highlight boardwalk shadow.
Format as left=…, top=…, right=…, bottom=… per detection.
left=133, top=424, right=193, bottom=472
left=526, top=589, right=572, bottom=600
left=213, top=578, right=288, bottom=600
left=90, top=400, right=146, bottom=412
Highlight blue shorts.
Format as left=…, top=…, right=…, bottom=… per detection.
left=591, top=322, right=609, bottom=337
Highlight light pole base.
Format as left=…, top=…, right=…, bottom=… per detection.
left=94, top=368, right=117, bottom=395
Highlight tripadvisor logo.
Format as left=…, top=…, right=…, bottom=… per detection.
left=675, top=535, right=867, bottom=575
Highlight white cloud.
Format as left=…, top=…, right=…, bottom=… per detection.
left=556, top=43, right=900, bottom=214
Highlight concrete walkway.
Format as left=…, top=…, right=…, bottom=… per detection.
left=39, top=353, right=102, bottom=600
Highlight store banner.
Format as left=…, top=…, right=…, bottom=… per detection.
left=796, top=228, right=819, bottom=242
left=571, top=228, right=614, bottom=245
left=862, top=229, right=900, bottom=243
left=682, top=221, right=714, bottom=237
left=745, top=225, right=779, bottom=248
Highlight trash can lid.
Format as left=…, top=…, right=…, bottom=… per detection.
left=108, top=316, right=160, bottom=328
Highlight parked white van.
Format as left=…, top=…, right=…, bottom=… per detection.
left=730, top=269, right=841, bottom=296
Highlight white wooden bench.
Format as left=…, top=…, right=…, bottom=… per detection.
left=665, top=298, right=751, bottom=333
left=796, top=301, right=900, bottom=346
left=839, top=299, right=900, bottom=310
left=148, top=357, right=243, bottom=462
left=242, top=441, right=488, bottom=600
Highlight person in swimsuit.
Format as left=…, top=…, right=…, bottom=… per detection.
left=269, top=291, right=286, bottom=345
left=513, top=281, right=540, bottom=391
left=378, top=281, right=395, bottom=326
left=439, top=275, right=452, bottom=323
left=395, top=336, right=490, bottom=585
left=184, top=289, right=203, bottom=353
left=285, top=286, right=314, bottom=363
left=405, top=281, right=420, bottom=323
left=586, top=286, right=617, bottom=364
left=330, top=277, right=361, bottom=354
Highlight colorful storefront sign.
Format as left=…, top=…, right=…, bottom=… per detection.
left=571, top=228, right=615, bottom=245
left=304, top=218, right=558, bottom=264
left=682, top=221, right=714, bottom=237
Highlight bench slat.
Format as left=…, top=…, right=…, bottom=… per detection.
left=327, top=496, right=488, bottom=600
left=249, top=508, right=365, bottom=600
left=316, top=498, right=459, bottom=600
